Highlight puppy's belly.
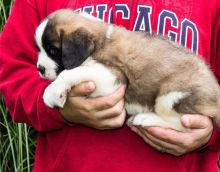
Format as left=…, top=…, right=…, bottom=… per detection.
left=90, top=82, right=120, bottom=97
left=125, top=103, right=150, bottom=115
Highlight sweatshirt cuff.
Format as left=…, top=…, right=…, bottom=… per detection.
left=37, top=83, right=76, bottom=132
left=57, top=108, right=77, bottom=127
left=39, top=96, right=77, bottom=127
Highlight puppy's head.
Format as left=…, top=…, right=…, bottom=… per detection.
left=35, top=9, right=104, bottom=80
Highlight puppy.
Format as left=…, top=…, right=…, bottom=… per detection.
left=35, top=9, right=220, bottom=131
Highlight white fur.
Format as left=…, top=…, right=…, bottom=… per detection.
left=43, top=57, right=120, bottom=108
left=35, top=19, right=48, bottom=50
left=129, top=91, right=189, bottom=131
left=129, top=112, right=186, bottom=131
left=155, top=91, right=189, bottom=117
left=35, top=19, right=58, bottom=80
left=37, top=51, right=58, bottom=80
left=106, top=25, right=114, bottom=39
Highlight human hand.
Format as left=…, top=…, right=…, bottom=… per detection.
left=60, top=81, right=127, bottom=130
left=129, top=114, right=213, bottom=156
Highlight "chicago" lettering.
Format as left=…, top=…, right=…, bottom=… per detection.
left=75, top=4, right=199, bottom=53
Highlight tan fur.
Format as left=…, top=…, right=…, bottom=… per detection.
left=47, top=9, right=220, bottom=128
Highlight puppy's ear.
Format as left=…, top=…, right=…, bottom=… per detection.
left=62, top=28, right=95, bottom=69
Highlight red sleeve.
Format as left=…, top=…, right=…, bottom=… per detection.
left=0, top=0, right=68, bottom=132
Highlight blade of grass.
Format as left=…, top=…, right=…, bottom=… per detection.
left=0, top=0, right=7, bottom=22
left=24, top=124, right=30, bottom=172
left=18, top=123, right=23, bottom=171
left=0, top=105, right=17, bottom=172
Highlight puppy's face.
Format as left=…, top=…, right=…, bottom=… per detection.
left=35, top=10, right=100, bottom=80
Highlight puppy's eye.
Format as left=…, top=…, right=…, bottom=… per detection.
left=47, top=45, right=61, bottom=57
left=49, top=47, right=58, bottom=55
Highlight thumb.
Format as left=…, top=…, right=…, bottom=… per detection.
left=69, top=81, right=96, bottom=97
left=181, top=114, right=210, bottom=129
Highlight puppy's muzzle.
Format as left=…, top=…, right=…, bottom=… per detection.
left=37, top=65, right=46, bottom=75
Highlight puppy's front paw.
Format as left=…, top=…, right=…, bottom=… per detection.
left=43, top=83, right=70, bottom=108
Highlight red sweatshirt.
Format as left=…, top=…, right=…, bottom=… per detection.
left=0, top=0, right=220, bottom=171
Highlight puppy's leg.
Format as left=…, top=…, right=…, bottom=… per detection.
left=154, top=91, right=189, bottom=131
left=128, top=112, right=169, bottom=127
left=130, top=91, right=189, bottom=131
left=43, top=79, right=71, bottom=108
left=129, top=112, right=186, bottom=131
left=43, top=65, right=118, bottom=108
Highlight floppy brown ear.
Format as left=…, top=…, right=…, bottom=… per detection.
left=62, top=27, right=95, bottom=69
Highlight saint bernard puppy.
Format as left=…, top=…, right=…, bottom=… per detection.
left=35, top=9, right=220, bottom=131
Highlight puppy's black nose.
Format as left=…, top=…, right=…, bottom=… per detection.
left=37, top=65, right=46, bottom=75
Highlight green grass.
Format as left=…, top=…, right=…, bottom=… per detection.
left=0, top=97, right=37, bottom=172
left=0, top=0, right=13, bottom=32
left=0, top=1, right=37, bottom=171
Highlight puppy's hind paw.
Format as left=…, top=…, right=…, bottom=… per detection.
left=127, top=116, right=135, bottom=127
left=128, top=113, right=162, bottom=127
left=129, top=114, right=149, bottom=126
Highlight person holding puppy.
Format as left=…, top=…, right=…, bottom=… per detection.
left=0, top=0, right=219, bottom=171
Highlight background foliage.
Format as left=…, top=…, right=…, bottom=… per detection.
left=0, top=1, right=37, bottom=172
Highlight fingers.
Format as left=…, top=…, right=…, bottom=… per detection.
left=131, top=127, right=163, bottom=151
left=69, top=81, right=96, bottom=97
left=63, top=84, right=127, bottom=130
left=68, top=85, right=126, bottom=111
left=132, top=127, right=184, bottom=155
left=130, top=127, right=177, bottom=155
left=144, top=114, right=213, bottom=145
left=85, top=98, right=126, bottom=129
left=130, top=126, right=189, bottom=156
left=97, top=109, right=127, bottom=130
left=129, top=114, right=214, bottom=156
left=91, top=85, right=126, bottom=111
left=95, top=98, right=125, bottom=119
left=145, top=127, right=185, bottom=145
left=181, top=114, right=212, bottom=129
left=144, top=126, right=199, bottom=152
